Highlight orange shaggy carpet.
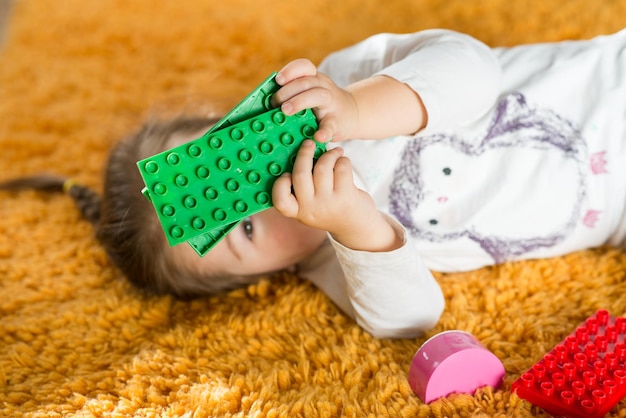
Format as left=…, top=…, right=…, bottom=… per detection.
left=1, top=0, right=626, bottom=416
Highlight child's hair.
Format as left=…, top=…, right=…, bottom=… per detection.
left=0, top=116, right=261, bottom=297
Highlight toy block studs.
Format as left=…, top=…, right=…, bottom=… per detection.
left=512, top=310, right=626, bottom=418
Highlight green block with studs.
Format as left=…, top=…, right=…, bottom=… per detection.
left=137, top=107, right=325, bottom=254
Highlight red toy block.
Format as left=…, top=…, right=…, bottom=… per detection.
left=512, top=309, right=626, bottom=418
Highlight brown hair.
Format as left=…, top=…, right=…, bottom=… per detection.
left=0, top=117, right=260, bottom=298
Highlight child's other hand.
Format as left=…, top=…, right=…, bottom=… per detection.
left=272, top=140, right=402, bottom=252
left=272, top=59, right=358, bottom=143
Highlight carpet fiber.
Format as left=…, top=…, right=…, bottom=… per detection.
left=1, top=0, right=626, bottom=416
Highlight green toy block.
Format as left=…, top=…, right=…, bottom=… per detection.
left=137, top=107, right=326, bottom=255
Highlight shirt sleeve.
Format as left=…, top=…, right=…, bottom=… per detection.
left=318, top=29, right=503, bottom=133
left=299, top=215, right=444, bottom=339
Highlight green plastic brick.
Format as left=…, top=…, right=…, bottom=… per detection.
left=138, top=107, right=325, bottom=254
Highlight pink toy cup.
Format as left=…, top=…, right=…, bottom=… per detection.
left=408, top=330, right=505, bottom=403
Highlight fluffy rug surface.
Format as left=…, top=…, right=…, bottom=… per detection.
left=1, top=0, right=626, bottom=416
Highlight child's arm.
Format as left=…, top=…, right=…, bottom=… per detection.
left=300, top=222, right=445, bottom=339
left=273, top=140, right=445, bottom=338
left=273, top=29, right=502, bottom=142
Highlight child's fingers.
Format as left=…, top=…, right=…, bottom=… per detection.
left=274, top=79, right=328, bottom=115
left=312, top=147, right=345, bottom=192
left=275, top=59, right=317, bottom=85
left=272, top=173, right=299, bottom=218
left=290, top=140, right=317, bottom=198
left=314, top=116, right=338, bottom=143
left=333, top=156, right=355, bottom=191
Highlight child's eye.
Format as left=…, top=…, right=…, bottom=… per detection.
left=242, top=217, right=253, bottom=240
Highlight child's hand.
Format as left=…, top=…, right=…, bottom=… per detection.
left=272, top=59, right=358, bottom=143
left=272, top=140, right=402, bottom=253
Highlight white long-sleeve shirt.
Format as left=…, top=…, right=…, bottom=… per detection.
left=297, top=29, right=626, bottom=338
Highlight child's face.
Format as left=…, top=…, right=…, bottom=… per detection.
left=175, top=207, right=328, bottom=277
